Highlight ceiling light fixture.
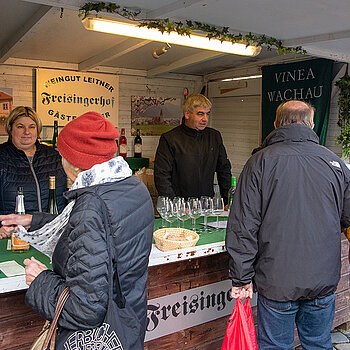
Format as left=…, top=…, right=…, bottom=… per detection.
left=82, top=17, right=262, bottom=57
left=221, top=74, right=262, bottom=81
left=152, top=43, right=171, bottom=59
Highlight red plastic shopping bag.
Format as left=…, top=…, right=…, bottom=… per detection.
left=221, top=298, right=258, bottom=350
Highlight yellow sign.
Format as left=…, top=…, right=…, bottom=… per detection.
left=36, top=68, right=119, bottom=126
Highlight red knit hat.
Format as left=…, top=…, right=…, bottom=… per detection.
left=57, top=111, right=119, bottom=170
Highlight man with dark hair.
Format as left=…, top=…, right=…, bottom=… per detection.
left=154, top=93, right=231, bottom=202
left=226, top=100, right=350, bottom=349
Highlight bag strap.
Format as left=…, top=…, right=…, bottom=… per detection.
left=97, top=195, right=126, bottom=308
left=42, top=287, right=70, bottom=350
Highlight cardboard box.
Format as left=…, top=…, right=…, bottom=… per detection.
left=134, top=168, right=158, bottom=215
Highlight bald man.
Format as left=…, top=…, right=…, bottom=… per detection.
left=226, top=100, right=350, bottom=349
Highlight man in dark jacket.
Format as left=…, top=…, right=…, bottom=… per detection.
left=226, top=100, right=350, bottom=349
left=154, top=94, right=231, bottom=202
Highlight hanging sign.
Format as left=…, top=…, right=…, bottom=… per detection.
left=36, top=68, right=119, bottom=126
left=145, top=279, right=257, bottom=342
left=262, top=58, right=333, bottom=145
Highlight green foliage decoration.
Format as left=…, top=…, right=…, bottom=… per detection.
left=79, top=2, right=306, bottom=55
left=336, top=71, right=350, bottom=158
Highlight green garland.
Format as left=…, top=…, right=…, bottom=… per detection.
left=336, top=72, right=350, bottom=158
left=79, top=2, right=306, bottom=55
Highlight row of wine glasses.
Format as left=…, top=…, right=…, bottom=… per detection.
left=156, top=195, right=225, bottom=232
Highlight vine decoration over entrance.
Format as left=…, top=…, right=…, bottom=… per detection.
left=79, top=2, right=306, bottom=55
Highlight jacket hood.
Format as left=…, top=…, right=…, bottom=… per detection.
left=253, top=124, right=319, bottom=154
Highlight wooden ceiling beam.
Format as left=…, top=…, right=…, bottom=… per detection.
left=78, top=38, right=151, bottom=71
left=147, top=51, right=224, bottom=77
left=0, top=6, right=57, bottom=63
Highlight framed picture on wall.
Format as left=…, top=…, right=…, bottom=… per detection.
left=131, top=96, right=181, bottom=136
left=0, top=88, right=13, bottom=136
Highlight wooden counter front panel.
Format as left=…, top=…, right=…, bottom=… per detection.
left=0, top=291, right=45, bottom=350
left=145, top=240, right=350, bottom=350
left=145, top=253, right=230, bottom=349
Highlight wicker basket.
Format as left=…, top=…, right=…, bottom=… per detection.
left=153, top=228, right=199, bottom=252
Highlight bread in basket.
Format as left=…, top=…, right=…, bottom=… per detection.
left=153, top=228, right=199, bottom=251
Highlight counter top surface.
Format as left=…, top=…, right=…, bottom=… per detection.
left=0, top=215, right=228, bottom=293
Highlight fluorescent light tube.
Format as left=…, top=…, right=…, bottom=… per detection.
left=82, top=17, right=261, bottom=57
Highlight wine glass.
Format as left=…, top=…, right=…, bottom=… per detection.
left=156, top=196, right=168, bottom=228
left=175, top=198, right=191, bottom=228
left=212, top=196, right=224, bottom=230
left=164, top=198, right=177, bottom=227
left=188, top=197, right=202, bottom=231
left=173, top=196, right=183, bottom=228
left=200, top=196, right=213, bottom=233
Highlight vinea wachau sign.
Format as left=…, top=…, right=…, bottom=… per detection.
left=145, top=280, right=257, bottom=341
left=36, top=68, right=119, bottom=126
left=262, top=58, right=333, bottom=145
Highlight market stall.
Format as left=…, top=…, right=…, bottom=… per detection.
left=0, top=216, right=349, bottom=349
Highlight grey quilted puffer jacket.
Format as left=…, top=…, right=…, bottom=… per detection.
left=25, top=176, right=154, bottom=342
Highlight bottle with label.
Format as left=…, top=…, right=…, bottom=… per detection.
left=119, top=128, right=127, bottom=158
left=227, top=176, right=237, bottom=210
left=11, top=186, right=30, bottom=252
left=134, top=129, right=142, bottom=158
left=52, top=120, right=59, bottom=149
left=46, top=176, right=59, bottom=214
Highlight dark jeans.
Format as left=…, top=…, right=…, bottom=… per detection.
left=257, top=293, right=335, bottom=350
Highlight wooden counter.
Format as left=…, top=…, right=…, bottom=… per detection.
left=0, top=217, right=349, bottom=349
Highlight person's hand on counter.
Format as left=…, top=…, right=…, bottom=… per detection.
left=24, top=256, right=48, bottom=286
left=0, top=214, right=32, bottom=238
left=231, top=282, right=253, bottom=299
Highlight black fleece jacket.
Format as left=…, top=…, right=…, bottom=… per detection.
left=154, top=120, right=231, bottom=203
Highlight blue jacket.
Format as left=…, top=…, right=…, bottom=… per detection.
left=25, top=176, right=154, bottom=344
left=0, top=140, right=67, bottom=214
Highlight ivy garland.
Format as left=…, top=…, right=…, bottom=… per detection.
left=336, top=70, right=350, bottom=158
left=79, top=2, right=306, bottom=55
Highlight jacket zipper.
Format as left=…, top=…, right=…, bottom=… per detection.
left=28, top=158, right=42, bottom=212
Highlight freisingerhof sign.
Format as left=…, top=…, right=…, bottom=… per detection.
left=145, top=280, right=257, bottom=342
left=36, top=68, right=119, bottom=126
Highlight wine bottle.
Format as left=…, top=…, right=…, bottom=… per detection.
left=227, top=176, right=236, bottom=210
left=119, top=128, right=127, bottom=158
left=134, top=129, right=142, bottom=158
left=52, top=120, right=59, bottom=149
left=46, top=176, right=59, bottom=214
left=11, top=186, right=30, bottom=252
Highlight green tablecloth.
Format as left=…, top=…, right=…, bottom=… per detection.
left=0, top=239, right=52, bottom=279
left=0, top=216, right=227, bottom=279
left=125, top=157, right=149, bottom=172
left=153, top=216, right=227, bottom=246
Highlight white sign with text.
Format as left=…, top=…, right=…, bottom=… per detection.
left=145, top=279, right=257, bottom=341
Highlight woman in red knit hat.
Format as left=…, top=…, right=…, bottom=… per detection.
left=0, top=111, right=154, bottom=349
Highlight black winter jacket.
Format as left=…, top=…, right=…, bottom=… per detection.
left=154, top=120, right=232, bottom=202
left=0, top=141, right=67, bottom=214
left=25, top=176, right=154, bottom=343
left=226, top=124, right=350, bottom=301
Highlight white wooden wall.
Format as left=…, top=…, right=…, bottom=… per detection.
left=0, top=60, right=203, bottom=158
left=209, top=78, right=262, bottom=178
left=0, top=59, right=342, bottom=172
